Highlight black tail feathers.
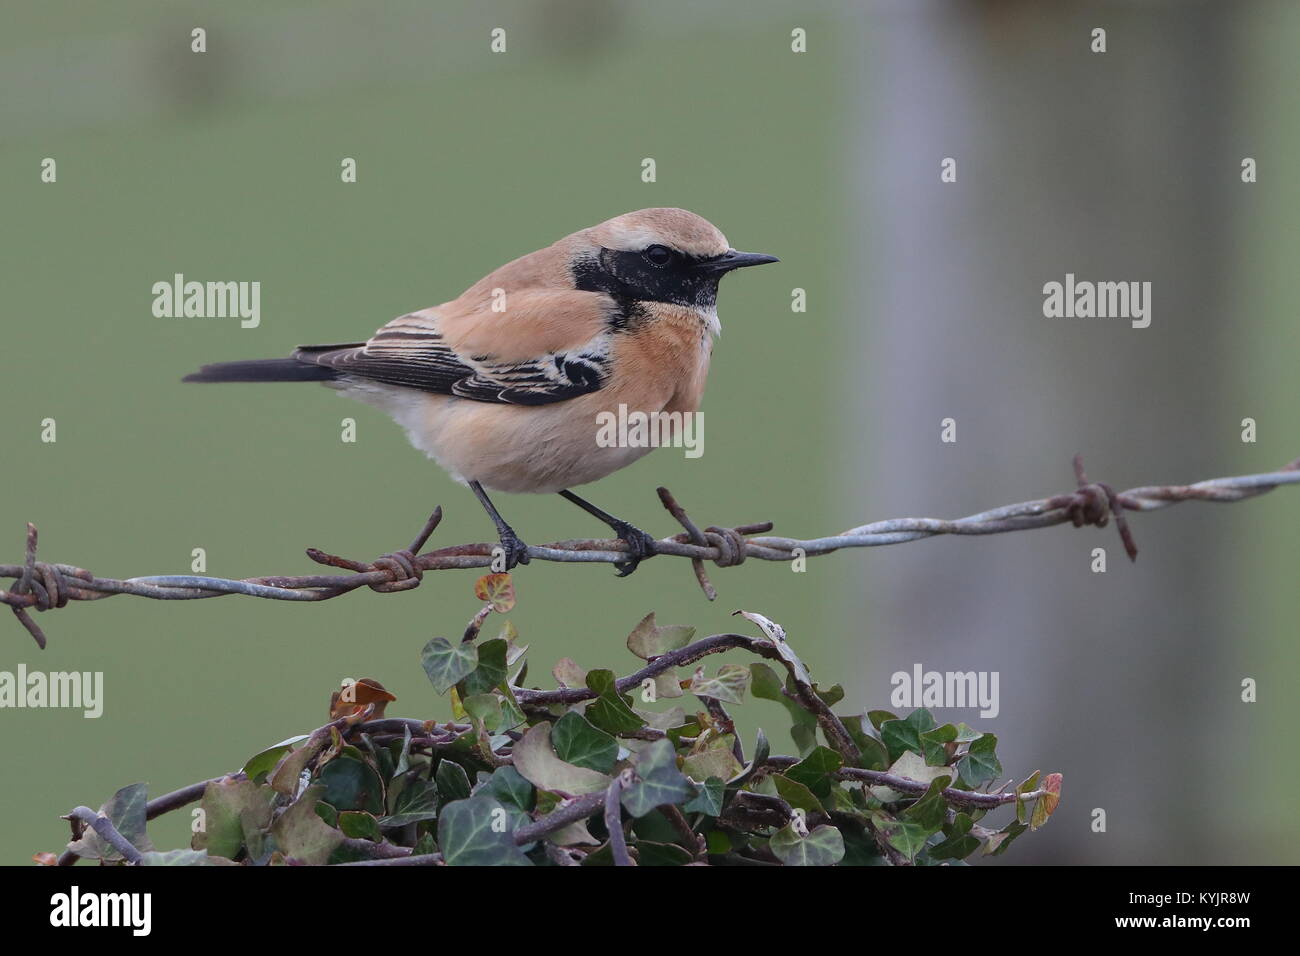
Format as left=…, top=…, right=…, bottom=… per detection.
left=182, top=358, right=338, bottom=384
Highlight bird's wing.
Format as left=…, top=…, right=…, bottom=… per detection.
left=295, top=291, right=617, bottom=406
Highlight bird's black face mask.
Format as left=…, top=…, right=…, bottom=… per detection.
left=573, top=245, right=777, bottom=313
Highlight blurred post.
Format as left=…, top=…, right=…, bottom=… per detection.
left=849, top=0, right=1237, bottom=863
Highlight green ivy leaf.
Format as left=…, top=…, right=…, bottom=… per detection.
left=192, top=777, right=274, bottom=859
left=683, top=777, right=724, bottom=816
left=771, top=773, right=823, bottom=815
left=769, top=823, right=845, bottom=866
left=622, top=738, right=693, bottom=817
left=785, top=746, right=843, bottom=798
left=435, top=760, right=472, bottom=803
left=919, top=723, right=958, bottom=767
left=319, top=755, right=385, bottom=814
left=338, top=811, right=382, bottom=842
left=635, top=841, right=694, bottom=866
left=480, top=766, right=535, bottom=814
left=584, top=669, right=644, bottom=735
left=984, top=821, right=1028, bottom=856
left=880, top=708, right=936, bottom=761
left=551, top=711, right=618, bottom=773
left=902, top=776, right=952, bottom=833
left=958, top=733, right=1002, bottom=789
left=68, top=783, right=154, bottom=862
left=243, top=735, right=311, bottom=783
left=438, top=793, right=532, bottom=866
left=841, top=715, right=891, bottom=771
left=870, top=810, right=931, bottom=862
left=421, top=637, right=478, bottom=695
left=379, top=779, right=439, bottom=827
left=512, top=722, right=612, bottom=795
left=462, top=638, right=510, bottom=697
left=750, top=662, right=818, bottom=756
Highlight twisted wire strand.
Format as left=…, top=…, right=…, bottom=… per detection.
left=3, top=456, right=1297, bottom=648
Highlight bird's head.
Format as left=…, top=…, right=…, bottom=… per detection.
left=570, top=208, right=778, bottom=312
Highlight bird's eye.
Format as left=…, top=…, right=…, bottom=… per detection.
left=644, top=244, right=673, bottom=267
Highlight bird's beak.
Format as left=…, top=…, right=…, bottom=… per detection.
left=697, top=249, right=780, bottom=273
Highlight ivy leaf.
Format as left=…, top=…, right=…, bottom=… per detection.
left=583, top=669, right=644, bottom=735
left=551, top=712, right=618, bottom=773
left=462, top=638, right=509, bottom=697
left=271, top=785, right=341, bottom=866
left=785, top=746, right=843, bottom=798
left=480, top=766, right=535, bottom=814
left=622, top=738, right=693, bottom=817
left=771, top=774, right=823, bottom=815
left=338, top=811, right=382, bottom=842
left=379, top=779, right=438, bottom=827
left=901, top=776, right=953, bottom=833
left=1030, top=773, right=1062, bottom=830
left=243, top=735, right=311, bottom=783
left=929, top=812, right=980, bottom=861
left=880, top=708, right=936, bottom=761
left=867, top=710, right=898, bottom=731
left=319, top=755, right=385, bottom=814
left=750, top=662, right=818, bottom=756
left=636, top=841, right=694, bottom=866
left=438, top=793, right=532, bottom=866
left=687, top=664, right=751, bottom=704
left=552, top=657, right=587, bottom=688
left=462, top=693, right=505, bottom=735
left=421, top=637, right=478, bottom=695
left=473, top=573, right=516, bottom=612
left=681, top=735, right=744, bottom=783
left=68, top=784, right=154, bottom=862
left=870, top=751, right=953, bottom=802
left=512, top=722, right=612, bottom=795
left=841, top=715, right=890, bottom=771
left=870, top=810, right=930, bottom=862
left=435, top=760, right=473, bottom=803
left=1015, top=770, right=1041, bottom=825
left=683, top=778, right=724, bottom=816
left=192, top=777, right=274, bottom=859
left=957, top=733, right=1002, bottom=789
left=626, top=612, right=695, bottom=660
left=769, top=823, right=845, bottom=866
left=984, top=821, right=1028, bottom=856
left=919, top=723, right=958, bottom=767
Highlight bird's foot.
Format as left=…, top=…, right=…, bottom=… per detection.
left=493, top=527, right=531, bottom=571
left=611, top=521, right=658, bottom=577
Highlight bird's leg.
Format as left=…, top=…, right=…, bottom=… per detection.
left=558, top=489, right=657, bottom=577
left=469, top=480, right=530, bottom=570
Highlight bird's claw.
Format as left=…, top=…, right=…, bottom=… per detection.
left=612, top=522, right=657, bottom=577
left=496, top=528, right=531, bottom=571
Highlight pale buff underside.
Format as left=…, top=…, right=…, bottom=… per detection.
left=333, top=312, right=715, bottom=494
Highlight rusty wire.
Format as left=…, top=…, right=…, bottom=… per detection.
left=3, top=454, right=1298, bottom=648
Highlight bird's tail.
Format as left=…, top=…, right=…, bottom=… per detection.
left=182, top=358, right=339, bottom=384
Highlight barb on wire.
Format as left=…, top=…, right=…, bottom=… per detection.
left=4, top=454, right=1298, bottom=648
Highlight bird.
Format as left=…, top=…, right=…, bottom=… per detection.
left=184, top=207, right=777, bottom=575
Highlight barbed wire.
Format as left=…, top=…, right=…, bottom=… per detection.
left=4, top=454, right=1298, bottom=648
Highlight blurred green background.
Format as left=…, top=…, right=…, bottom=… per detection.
left=2, top=0, right=1297, bottom=865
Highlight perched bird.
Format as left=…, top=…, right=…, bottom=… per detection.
left=184, top=208, right=777, bottom=574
